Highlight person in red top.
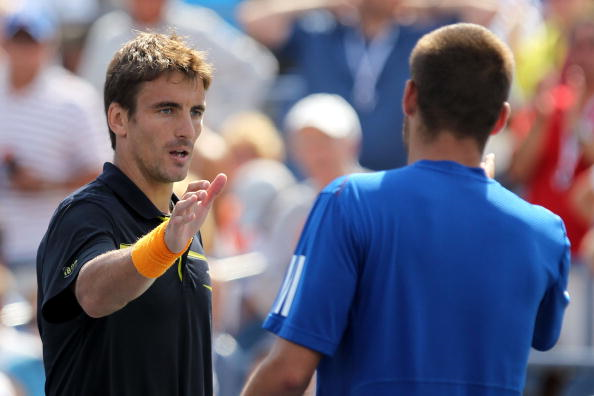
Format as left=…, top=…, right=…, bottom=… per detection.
left=510, top=17, right=594, bottom=255
left=510, top=16, right=594, bottom=348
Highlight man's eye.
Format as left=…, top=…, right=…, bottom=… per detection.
left=191, top=109, right=203, bottom=117
left=160, top=108, right=173, bottom=114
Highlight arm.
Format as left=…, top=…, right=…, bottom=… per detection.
left=75, top=175, right=226, bottom=318
left=237, top=0, right=343, bottom=49
left=507, top=112, right=550, bottom=183
left=532, top=221, right=571, bottom=350
left=241, top=338, right=321, bottom=396
left=570, top=168, right=594, bottom=224
left=6, top=162, right=99, bottom=192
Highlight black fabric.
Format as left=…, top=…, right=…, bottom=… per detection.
left=36, top=162, right=213, bottom=396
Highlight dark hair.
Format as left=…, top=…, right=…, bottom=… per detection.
left=409, top=23, right=514, bottom=148
left=104, top=32, right=213, bottom=149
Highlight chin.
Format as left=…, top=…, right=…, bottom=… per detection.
left=163, top=169, right=190, bottom=183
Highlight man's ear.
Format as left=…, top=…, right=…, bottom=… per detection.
left=489, top=102, right=511, bottom=135
left=107, top=102, right=129, bottom=139
left=402, top=79, right=418, bottom=117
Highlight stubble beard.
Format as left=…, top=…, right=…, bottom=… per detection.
left=136, top=149, right=188, bottom=185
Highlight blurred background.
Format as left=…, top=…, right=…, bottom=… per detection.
left=1, top=0, right=594, bottom=395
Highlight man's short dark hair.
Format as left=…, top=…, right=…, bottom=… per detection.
left=104, top=32, right=213, bottom=150
left=409, top=23, right=514, bottom=148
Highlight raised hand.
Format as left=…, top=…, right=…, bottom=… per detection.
left=165, top=173, right=227, bottom=253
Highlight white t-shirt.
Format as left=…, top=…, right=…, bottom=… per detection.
left=0, top=64, right=110, bottom=265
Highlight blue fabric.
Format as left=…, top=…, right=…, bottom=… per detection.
left=181, top=0, right=241, bottom=28
left=264, top=160, right=571, bottom=396
left=277, top=12, right=451, bottom=170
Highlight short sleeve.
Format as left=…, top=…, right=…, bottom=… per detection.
left=532, top=223, right=571, bottom=351
left=263, top=178, right=361, bottom=356
left=38, top=201, right=116, bottom=323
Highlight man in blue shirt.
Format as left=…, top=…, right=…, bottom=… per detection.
left=239, top=0, right=453, bottom=171
left=241, top=23, right=570, bottom=396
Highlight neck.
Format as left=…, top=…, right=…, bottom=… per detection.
left=113, top=156, right=173, bottom=214
left=358, top=9, right=393, bottom=39
left=407, top=130, right=483, bottom=168
left=9, top=68, right=37, bottom=92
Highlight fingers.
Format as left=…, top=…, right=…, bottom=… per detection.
left=185, top=180, right=210, bottom=193
left=200, top=173, right=228, bottom=207
left=172, top=173, right=227, bottom=224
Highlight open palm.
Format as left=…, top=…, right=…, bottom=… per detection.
left=165, top=173, right=227, bottom=253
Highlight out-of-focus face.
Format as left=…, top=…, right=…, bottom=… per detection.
left=127, top=0, right=167, bottom=25
left=568, top=24, right=594, bottom=83
left=116, top=71, right=206, bottom=185
left=359, top=0, right=401, bottom=16
left=291, top=127, right=354, bottom=188
left=2, top=29, right=48, bottom=78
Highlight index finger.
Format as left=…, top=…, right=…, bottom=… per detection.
left=201, top=173, right=227, bottom=207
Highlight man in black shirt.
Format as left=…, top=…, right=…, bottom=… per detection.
left=36, top=32, right=226, bottom=395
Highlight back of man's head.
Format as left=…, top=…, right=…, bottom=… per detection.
left=410, top=23, right=514, bottom=149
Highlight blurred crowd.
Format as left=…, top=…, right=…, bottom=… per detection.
left=1, top=0, right=594, bottom=395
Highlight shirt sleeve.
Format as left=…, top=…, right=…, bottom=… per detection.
left=38, top=201, right=116, bottom=323
left=263, top=177, right=362, bottom=356
left=532, top=222, right=571, bottom=351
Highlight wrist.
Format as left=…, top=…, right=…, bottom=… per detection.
left=131, top=219, right=192, bottom=278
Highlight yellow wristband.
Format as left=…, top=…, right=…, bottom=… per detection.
left=131, top=219, right=192, bottom=278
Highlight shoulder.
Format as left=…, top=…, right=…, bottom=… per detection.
left=489, top=182, right=569, bottom=248
left=322, top=171, right=388, bottom=197
left=51, top=180, right=116, bottom=228
left=315, top=172, right=387, bottom=216
left=43, top=67, right=101, bottom=110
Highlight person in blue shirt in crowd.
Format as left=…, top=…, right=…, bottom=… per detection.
left=241, top=23, right=571, bottom=396
left=239, top=0, right=496, bottom=171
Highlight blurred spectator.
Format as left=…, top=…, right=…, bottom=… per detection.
left=77, top=0, right=278, bottom=130
left=0, top=265, right=44, bottom=396
left=0, top=1, right=108, bottom=294
left=515, top=0, right=589, bottom=101
left=225, top=95, right=362, bottom=333
left=485, top=0, right=542, bottom=54
left=510, top=16, right=594, bottom=256
left=239, top=0, right=495, bottom=171
left=238, top=94, right=366, bottom=344
left=285, top=93, right=364, bottom=190
left=221, top=111, right=285, bottom=177
left=509, top=16, right=594, bottom=347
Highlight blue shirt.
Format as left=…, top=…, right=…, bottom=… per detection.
left=264, top=160, right=570, bottom=396
left=278, top=13, right=452, bottom=171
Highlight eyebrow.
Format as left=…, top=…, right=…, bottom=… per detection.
left=151, top=101, right=181, bottom=110
left=151, top=102, right=206, bottom=112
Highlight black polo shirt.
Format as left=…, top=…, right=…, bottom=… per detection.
left=36, top=163, right=213, bottom=396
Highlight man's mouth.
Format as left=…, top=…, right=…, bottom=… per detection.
left=170, top=150, right=189, bottom=158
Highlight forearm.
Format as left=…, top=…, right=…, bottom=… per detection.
left=242, top=338, right=320, bottom=396
left=242, top=359, right=310, bottom=396
left=238, top=0, right=334, bottom=48
left=61, top=170, right=100, bottom=191
left=75, top=248, right=155, bottom=318
left=508, top=116, right=549, bottom=183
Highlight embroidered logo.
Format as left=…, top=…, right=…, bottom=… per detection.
left=63, top=259, right=78, bottom=278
